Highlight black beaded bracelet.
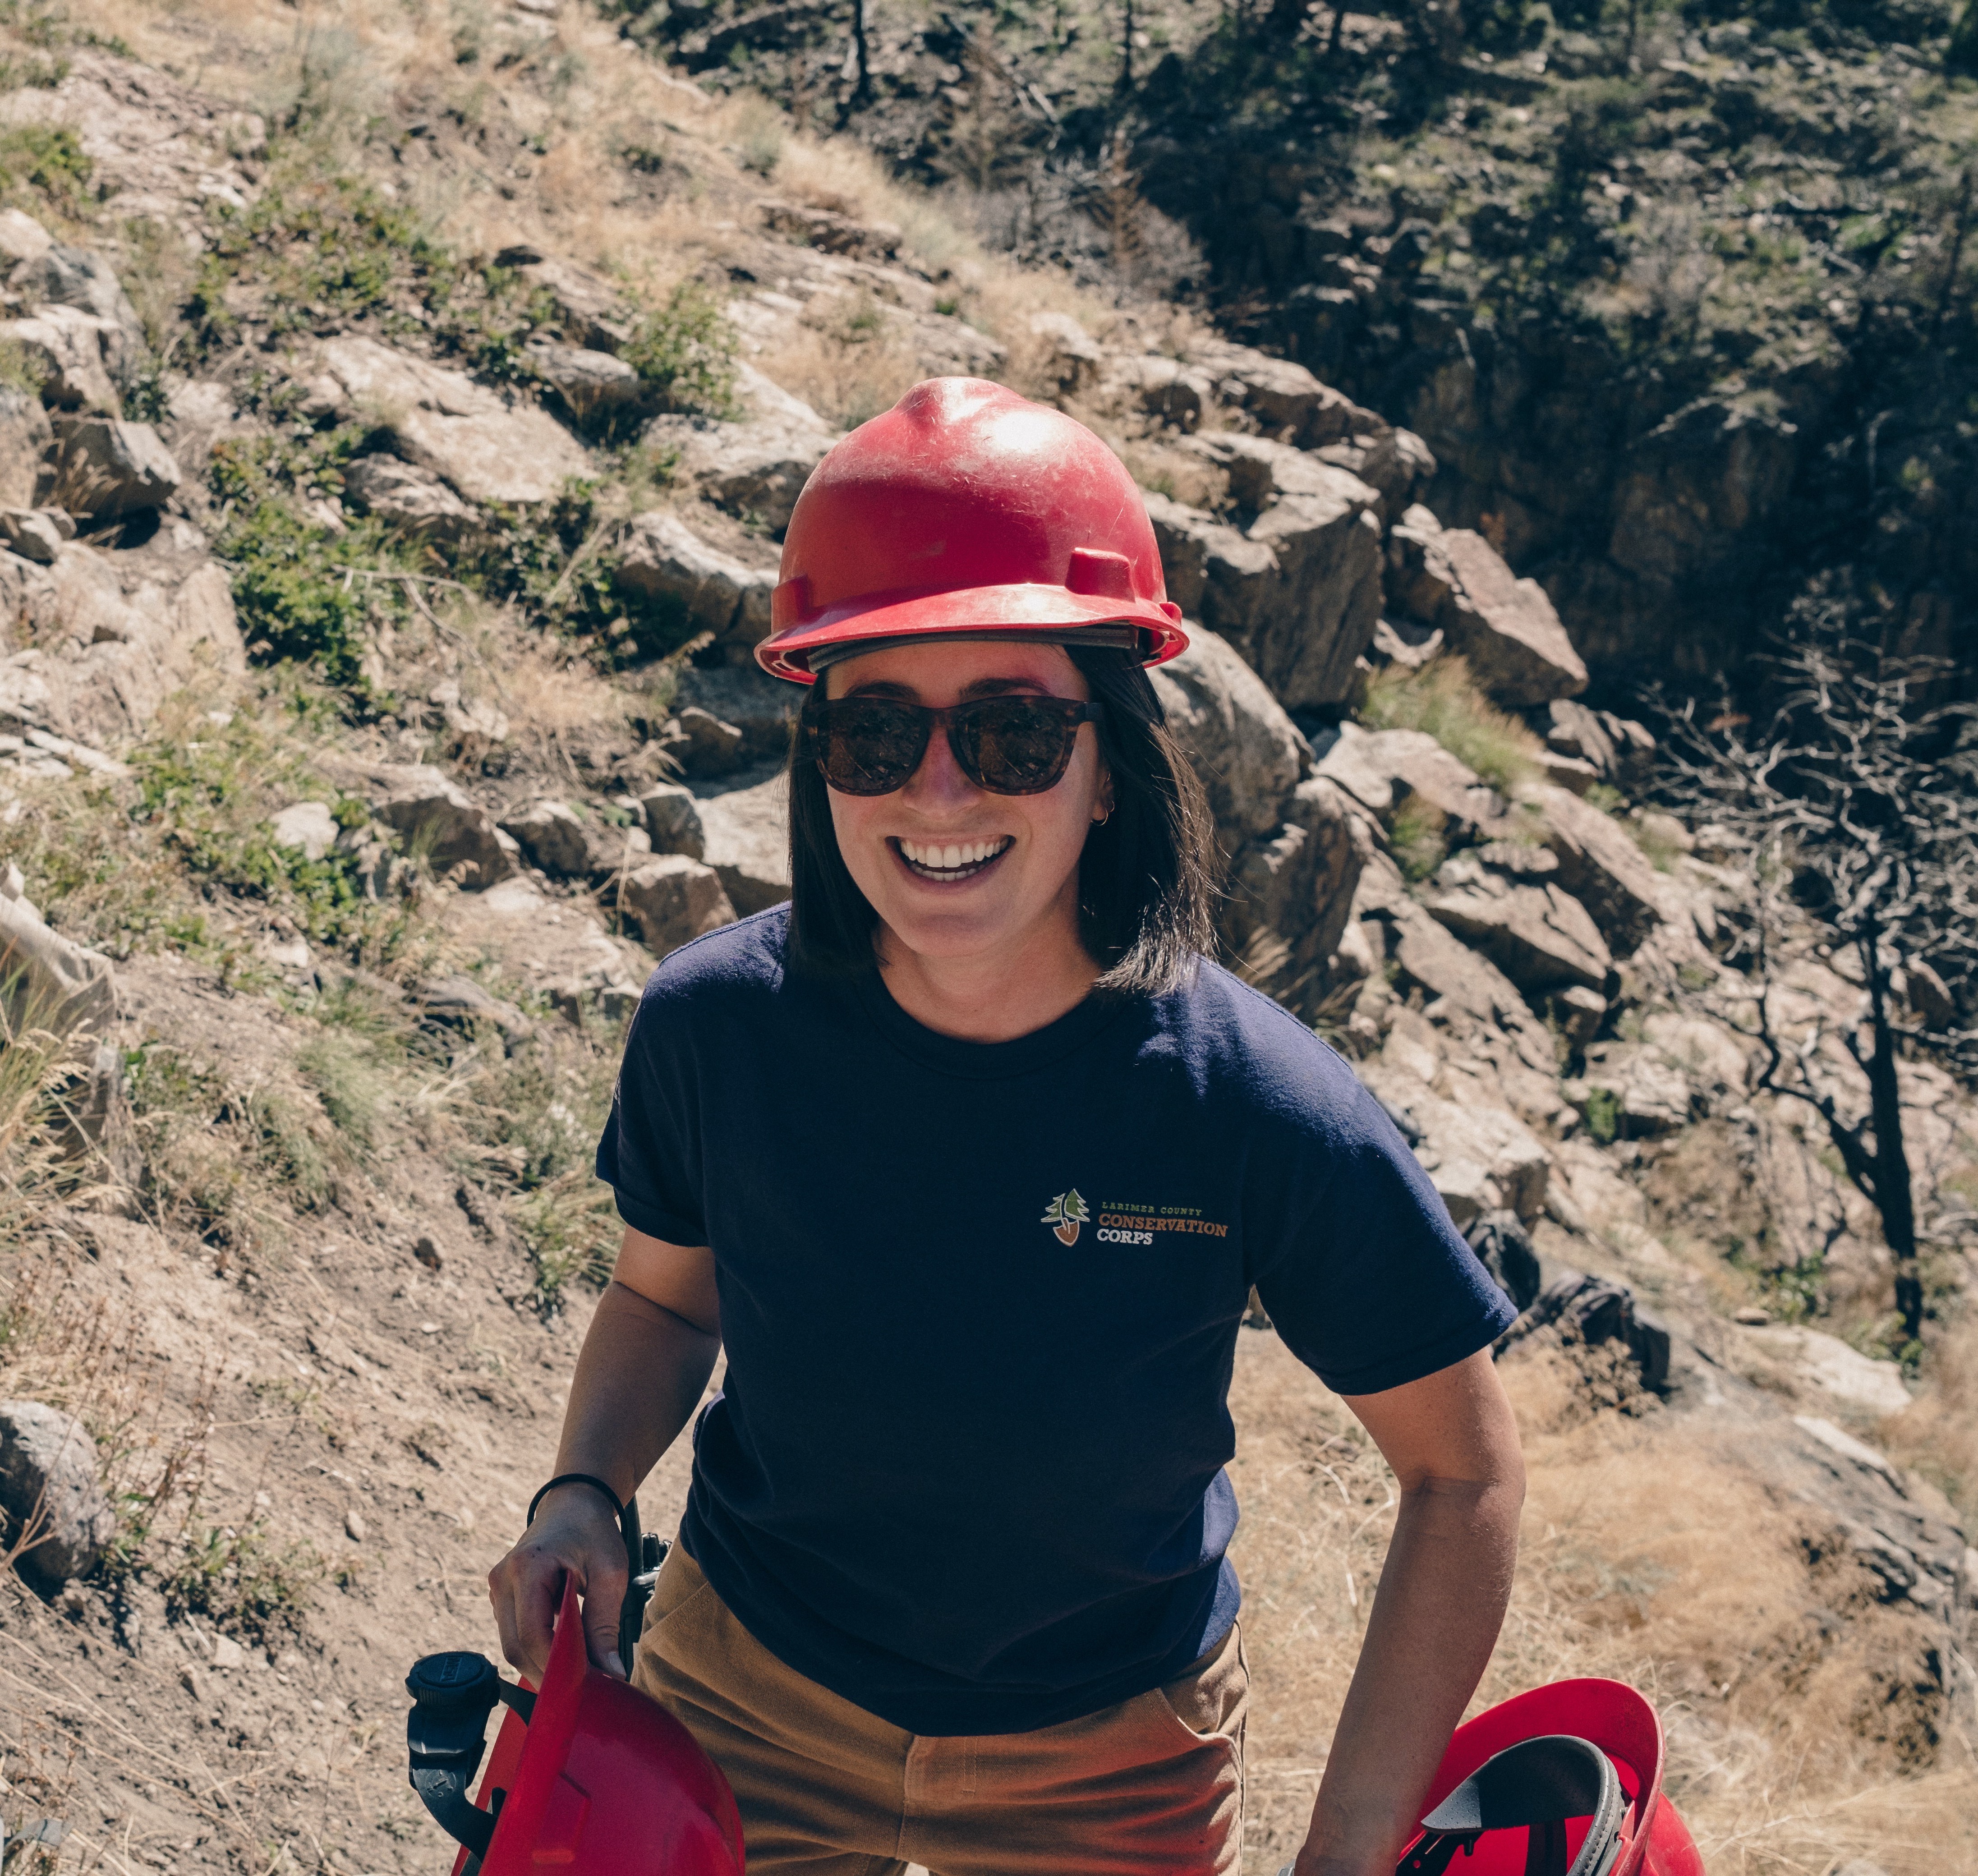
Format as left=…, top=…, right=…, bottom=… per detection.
left=526, top=1472, right=625, bottom=1532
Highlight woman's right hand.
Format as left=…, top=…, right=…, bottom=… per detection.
left=488, top=1485, right=630, bottom=1684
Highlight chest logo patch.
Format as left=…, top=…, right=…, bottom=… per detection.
left=1040, top=1190, right=1090, bottom=1246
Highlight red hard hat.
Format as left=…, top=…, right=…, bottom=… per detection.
left=1400, top=1679, right=1703, bottom=1876
left=756, top=376, right=1191, bottom=683
left=406, top=1581, right=744, bottom=1876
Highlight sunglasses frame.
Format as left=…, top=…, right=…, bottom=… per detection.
left=802, top=694, right=1105, bottom=797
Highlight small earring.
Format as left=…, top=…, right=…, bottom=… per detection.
left=1093, top=808, right=1111, bottom=827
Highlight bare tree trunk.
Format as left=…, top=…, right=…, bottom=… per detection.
left=1327, top=2, right=1348, bottom=55
left=1862, top=929, right=1923, bottom=1340
left=1120, top=0, right=1135, bottom=89
left=1931, top=163, right=1973, bottom=343
left=851, top=0, right=871, bottom=104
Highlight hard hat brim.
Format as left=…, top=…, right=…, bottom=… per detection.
left=755, top=583, right=1190, bottom=684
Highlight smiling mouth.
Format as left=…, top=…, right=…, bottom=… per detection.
left=892, top=836, right=1014, bottom=883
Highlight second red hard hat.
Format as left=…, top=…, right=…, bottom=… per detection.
left=756, top=376, right=1190, bottom=683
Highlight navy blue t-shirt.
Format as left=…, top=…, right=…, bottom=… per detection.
left=597, top=907, right=1515, bottom=1736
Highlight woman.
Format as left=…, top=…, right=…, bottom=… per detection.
left=489, top=377, right=1526, bottom=1875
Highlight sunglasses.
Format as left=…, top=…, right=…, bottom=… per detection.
left=801, top=694, right=1104, bottom=797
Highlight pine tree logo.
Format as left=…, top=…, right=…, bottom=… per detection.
left=1041, top=1190, right=1090, bottom=1246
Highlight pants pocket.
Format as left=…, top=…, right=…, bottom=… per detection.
left=1156, top=1622, right=1248, bottom=1744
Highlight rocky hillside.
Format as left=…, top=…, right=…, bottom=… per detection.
left=0, top=5, right=1973, bottom=1874
left=652, top=0, right=1978, bottom=694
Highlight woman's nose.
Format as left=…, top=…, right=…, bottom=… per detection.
left=902, top=718, right=980, bottom=808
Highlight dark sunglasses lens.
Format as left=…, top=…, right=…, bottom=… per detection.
left=817, top=700, right=928, bottom=795
left=957, top=699, right=1081, bottom=795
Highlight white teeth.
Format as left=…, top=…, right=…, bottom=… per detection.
left=899, top=837, right=1009, bottom=872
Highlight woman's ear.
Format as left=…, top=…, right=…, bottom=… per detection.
left=1092, top=762, right=1115, bottom=826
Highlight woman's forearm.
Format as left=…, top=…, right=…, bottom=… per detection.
left=550, top=1278, right=722, bottom=1503
left=1297, top=1466, right=1523, bottom=1875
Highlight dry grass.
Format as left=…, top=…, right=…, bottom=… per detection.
left=1229, top=1329, right=1978, bottom=1876
left=1882, top=1313, right=1978, bottom=1522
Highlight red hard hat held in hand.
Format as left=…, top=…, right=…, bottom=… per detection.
left=405, top=1579, right=744, bottom=1876
left=757, top=375, right=1191, bottom=684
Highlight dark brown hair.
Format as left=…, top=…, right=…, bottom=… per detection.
left=785, top=644, right=1217, bottom=998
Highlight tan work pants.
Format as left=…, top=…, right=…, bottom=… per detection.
left=633, top=1545, right=1249, bottom=1875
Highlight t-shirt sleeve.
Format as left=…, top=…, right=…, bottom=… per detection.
left=1250, top=1074, right=1518, bottom=1397
left=595, top=984, right=709, bottom=1246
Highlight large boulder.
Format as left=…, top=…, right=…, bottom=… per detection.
left=645, top=365, right=836, bottom=537
left=620, top=854, right=737, bottom=955
left=0, top=208, right=52, bottom=265
left=499, top=800, right=649, bottom=879
left=695, top=770, right=791, bottom=915
left=507, top=253, right=635, bottom=354
left=1159, top=441, right=1385, bottom=713
left=1530, top=786, right=1665, bottom=956
left=10, top=245, right=145, bottom=387
left=0, top=879, right=115, bottom=1041
left=0, top=391, right=53, bottom=508
left=1148, top=624, right=1306, bottom=848
left=1389, top=512, right=1587, bottom=706
left=318, top=336, right=592, bottom=505
left=615, top=511, right=777, bottom=653
left=0, top=537, right=246, bottom=749
left=1383, top=901, right=1559, bottom=1079
left=669, top=662, right=802, bottom=765
left=1425, top=859, right=1612, bottom=993
left=342, top=454, right=477, bottom=539
left=0, top=1400, right=116, bottom=1590
left=0, top=305, right=121, bottom=413
left=376, top=770, right=520, bottom=889
left=530, top=340, right=647, bottom=431
left=1540, top=700, right=1657, bottom=794
left=46, top=417, right=181, bottom=517
left=1188, top=342, right=1382, bottom=447
left=638, top=783, right=706, bottom=860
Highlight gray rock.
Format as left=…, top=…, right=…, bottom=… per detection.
left=669, top=705, right=747, bottom=778
left=1379, top=1084, right=1552, bottom=1228
left=619, top=854, right=737, bottom=956
left=1315, top=427, right=1437, bottom=520
left=412, top=974, right=534, bottom=1048
left=499, top=800, right=649, bottom=879
left=638, top=783, right=706, bottom=860
left=646, top=364, right=834, bottom=536
left=0, top=207, right=53, bottom=265
left=0, top=508, right=63, bottom=565
left=1027, top=311, right=1104, bottom=393
left=1226, top=776, right=1368, bottom=1008
left=511, top=254, right=635, bottom=354
left=270, top=800, right=337, bottom=861
left=12, top=543, right=246, bottom=749
left=1564, top=1044, right=1693, bottom=1137
left=46, top=418, right=181, bottom=517
left=669, top=662, right=801, bottom=760
left=0, top=391, right=52, bottom=508
left=1498, top=1270, right=1671, bottom=1393
left=342, top=454, right=477, bottom=539
left=1550, top=983, right=1608, bottom=1048
left=1148, top=624, right=1307, bottom=846
left=11, top=245, right=146, bottom=386
left=1541, top=699, right=1656, bottom=792
left=1104, top=354, right=1211, bottom=431
left=1385, top=900, right=1558, bottom=1077
left=695, top=770, right=791, bottom=915
left=0, top=1400, right=116, bottom=1590
left=0, top=305, right=120, bottom=413
left=318, top=336, right=592, bottom=505
left=1152, top=446, right=1384, bottom=712
left=530, top=340, right=647, bottom=430
left=615, top=511, right=776, bottom=649
left=1397, top=526, right=1588, bottom=707
left=1192, top=344, right=1380, bottom=447
left=1355, top=727, right=1512, bottom=842
left=376, top=770, right=520, bottom=889
left=0, top=881, right=115, bottom=1042
left=1531, top=785, right=1665, bottom=956
left=1426, top=866, right=1613, bottom=993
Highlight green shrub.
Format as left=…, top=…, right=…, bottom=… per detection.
left=622, top=278, right=740, bottom=418
left=0, top=334, right=46, bottom=396
left=1389, top=798, right=1449, bottom=883
left=0, top=124, right=91, bottom=213
left=1361, top=657, right=1542, bottom=794
left=1584, top=1085, right=1622, bottom=1145
left=163, top=1520, right=326, bottom=1641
